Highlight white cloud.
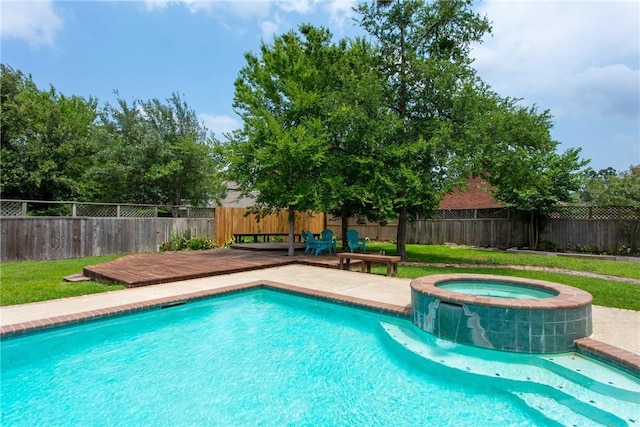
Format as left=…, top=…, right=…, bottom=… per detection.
left=143, top=0, right=270, bottom=17
left=323, top=0, right=356, bottom=28
left=277, top=0, right=312, bottom=14
left=260, top=18, right=281, bottom=40
left=472, top=1, right=639, bottom=115
left=199, top=113, right=240, bottom=137
left=143, top=0, right=172, bottom=12
left=562, top=64, right=640, bottom=119
left=0, top=0, right=63, bottom=48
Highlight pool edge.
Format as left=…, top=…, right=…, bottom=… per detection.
left=0, top=280, right=636, bottom=378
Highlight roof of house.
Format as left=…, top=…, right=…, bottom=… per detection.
left=438, top=176, right=503, bottom=210
left=219, top=182, right=256, bottom=208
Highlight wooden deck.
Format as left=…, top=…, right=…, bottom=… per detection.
left=83, top=248, right=341, bottom=288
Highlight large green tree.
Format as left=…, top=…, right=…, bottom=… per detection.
left=225, top=25, right=340, bottom=255
left=577, top=166, right=640, bottom=253
left=579, top=166, right=640, bottom=207
left=89, top=93, right=225, bottom=206
left=355, top=0, right=492, bottom=258
left=321, top=37, right=398, bottom=247
left=471, top=98, right=588, bottom=248
left=1, top=65, right=99, bottom=201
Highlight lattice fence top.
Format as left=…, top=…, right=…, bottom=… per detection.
left=428, top=206, right=638, bottom=220
left=0, top=200, right=216, bottom=218
left=0, top=200, right=23, bottom=217
left=187, top=207, right=216, bottom=218
left=549, top=206, right=639, bottom=220
left=428, top=208, right=529, bottom=220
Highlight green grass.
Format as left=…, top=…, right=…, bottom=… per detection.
left=0, top=255, right=125, bottom=306
left=371, top=265, right=640, bottom=311
left=2, top=245, right=639, bottom=310
left=364, top=242, right=640, bottom=279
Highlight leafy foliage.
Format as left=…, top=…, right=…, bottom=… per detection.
left=355, top=0, right=492, bottom=258
left=225, top=25, right=345, bottom=255
left=0, top=64, right=225, bottom=207
left=1, top=64, right=99, bottom=201
left=578, top=166, right=640, bottom=207
left=89, top=93, right=226, bottom=205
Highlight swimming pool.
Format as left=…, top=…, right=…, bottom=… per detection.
left=2, top=290, right=638, bottom=426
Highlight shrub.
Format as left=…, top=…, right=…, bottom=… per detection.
left=161, top=233, right=216, bottom=252
left=187, top=237, right=216, bottom=251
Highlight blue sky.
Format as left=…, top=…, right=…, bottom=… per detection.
left=2, top=0, right=638, bottom=173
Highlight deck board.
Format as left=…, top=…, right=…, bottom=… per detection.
left=83, top=248, right=343, bottom=287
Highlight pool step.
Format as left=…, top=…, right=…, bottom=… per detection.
left=380, top=322, right=638, bottom=426
left=513, top=392, right=606, bottom=427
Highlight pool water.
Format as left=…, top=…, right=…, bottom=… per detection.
left=437, top=280, right=557, bottom=299
left=1, top=290, right=638, bottom=426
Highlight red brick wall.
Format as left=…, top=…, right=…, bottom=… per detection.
left=439, top=176, right=503, bottom=209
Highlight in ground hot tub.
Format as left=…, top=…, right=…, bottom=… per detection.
left=411, top=274, right=593, bottom=353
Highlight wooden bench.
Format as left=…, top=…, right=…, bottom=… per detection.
left=233, top=233, right=315, bottom=243
left=337, top=252, right=402, bottom=277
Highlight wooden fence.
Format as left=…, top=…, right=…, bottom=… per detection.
left=1, top=201, right=637, bottom=261
left=0, top=207, right=325, bottom=261
left=327, top=213, right=639, bottom=253
left=326, top=217, right=528, bottom=248
left=214, top=208, right=325, bottom=245
left=0, top=217, right=214, bottom=262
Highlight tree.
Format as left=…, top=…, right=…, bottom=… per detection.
left=0, top=64, right=99, bottom=201
left=321, top=37, right=398, bottom=248
left=226, top=25, right=345, bottom=256
left=577, top=166, right=640, bottom=253
left=90, top=93, right=225, bottom=206
left=355, top=0, right=492, bottom=258
left=579, top=166, right=640, bottom=207
left=474, top=99, right=588, bottom=248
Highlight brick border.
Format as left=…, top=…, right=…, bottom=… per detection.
left=411, top=273, right=593, bottom=309
left=0, top=281, right=410, bottom=339
left=575, top=338, right=640, bottom=376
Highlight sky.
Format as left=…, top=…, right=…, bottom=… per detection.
left=1, top=0, right=638, bottom=173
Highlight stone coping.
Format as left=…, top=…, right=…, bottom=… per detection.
left=411, top=273, right=593, bottom=309
left=0, top=281, right=411, bottom=338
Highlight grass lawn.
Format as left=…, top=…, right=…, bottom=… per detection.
left=1, top=245, right=639, bottom=310
left=363, top=243, right=640, bottom=311
left=0, top=255, right=125, bottom=306
left=365, top=242, right=640, bottom=279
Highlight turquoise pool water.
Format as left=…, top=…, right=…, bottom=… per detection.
left=437, top=280, right=557, bottom=299
left=1, top=290, right=638, bottom=426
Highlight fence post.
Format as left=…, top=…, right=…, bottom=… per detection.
left=117, top=205, right=121, bottom=217
left=72, top=203, right=77, bottom=217
left=21, top=202, right=27, bottom=217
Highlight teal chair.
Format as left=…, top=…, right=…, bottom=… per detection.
left=346, top=229, right=366, bottom=253
left=305, top=231, right=334, bottom=256
left=301, top=229, right=313, bottom=254
left=320, top=229, right=337, bottom=254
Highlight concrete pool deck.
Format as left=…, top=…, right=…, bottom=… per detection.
left=1, top=265, right=638, bottom=373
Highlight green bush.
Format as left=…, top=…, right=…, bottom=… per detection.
left=187, top=237, right=215, bottom=251
left=161, top=232, right=216, bottom=252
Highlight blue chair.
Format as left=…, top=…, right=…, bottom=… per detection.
left=304, top=231, right=334, bottom=256
left=320, top=228, right=337, bottom=254
left=346, top=229, right=366, bottom=253
left=301, top=230, right=313, bottom=254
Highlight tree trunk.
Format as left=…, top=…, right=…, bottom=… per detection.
left=396, top=206, right=408, bottom=259
left=341, top=210, right=349, bottom=252
left=529, top=210, right=539, bottom=250
left=287, top=207, right=296, bottom=257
